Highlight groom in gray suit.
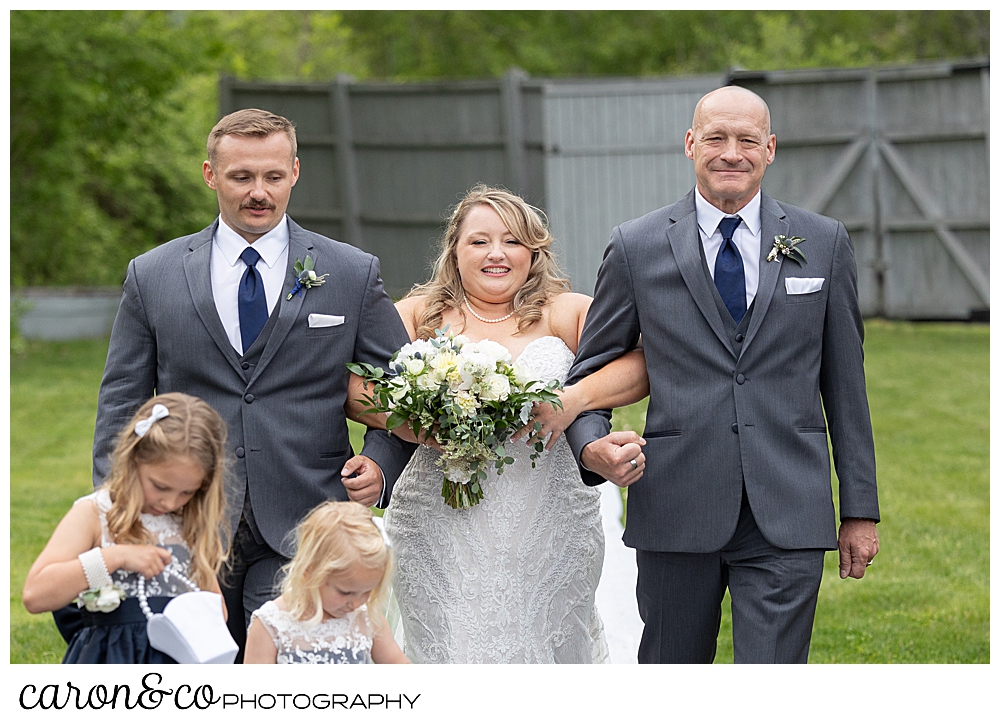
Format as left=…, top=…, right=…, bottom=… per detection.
left=92, top=109, right=414, bottom=658
left=566, top=86, right=880, bottom=663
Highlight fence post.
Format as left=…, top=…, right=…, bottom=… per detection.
left=332, top=74, right=363, bottom=248
left=218, top=75, right=235, bottom=119
left=981, top=66, right=990, bottom=173
left=868, top=69, right=886, bottom=317
left=501, top=67, right=529, bottom=195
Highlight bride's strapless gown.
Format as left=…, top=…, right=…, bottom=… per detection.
left=383, top=336, right=610, bottom=663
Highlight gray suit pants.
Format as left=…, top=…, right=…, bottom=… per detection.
left=635, top=489, right=825, bottom=664
left=221, top=504, right=289, bottom=663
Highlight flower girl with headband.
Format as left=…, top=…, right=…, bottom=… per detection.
left=23, top=393, right=229, bottom=664
left=244, top=501, right=408, bottom=664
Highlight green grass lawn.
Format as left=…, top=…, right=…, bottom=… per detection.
left=9, top=320, right=989, bottom=663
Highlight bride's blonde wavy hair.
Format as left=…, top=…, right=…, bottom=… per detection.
left=408, top=184, right=571, bottom=340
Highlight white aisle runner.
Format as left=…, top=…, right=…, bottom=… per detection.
left=594, top=484, right=643, bottom=664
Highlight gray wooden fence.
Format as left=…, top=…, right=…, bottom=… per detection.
left=222, top=61, right=989, bottom=318
left=731, top=61, right=990, bottom=319
left=16, top=61, right=988, bottom=339
left=219, top=71, right=545, bottom=298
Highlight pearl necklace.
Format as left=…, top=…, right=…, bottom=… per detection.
left=137, top=565, right=198, bottom=620
left=463, top=297, right=516, bottom=324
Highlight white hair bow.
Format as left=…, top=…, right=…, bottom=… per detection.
left=135, top=404, right=170, bottom=438
left=371, top=516, right=392, bottom=548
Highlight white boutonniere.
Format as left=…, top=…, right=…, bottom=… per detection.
left=76, top=584, right=126, bottom=613
left=767, top=235, right=807, bottom=264
left=286, top=255, right=330, bottom=300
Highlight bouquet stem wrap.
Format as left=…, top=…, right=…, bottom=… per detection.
left=349, top=331, right=561, bottom=509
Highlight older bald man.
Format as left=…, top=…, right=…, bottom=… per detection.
left=566, top=86, right=880, bottom=663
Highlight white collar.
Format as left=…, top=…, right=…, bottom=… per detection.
left=214, top=215, right=289, bottom=269
left=694, top=187, right=762, bottom=238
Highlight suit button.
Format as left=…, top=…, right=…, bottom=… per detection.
left=736, top=374, right=746, bottom=384
left=244, top=393, right=255, bottom=403
left=241, top=362, right=250, bottom=370
left=235, top=447, right=245, bottom=458
left=731, top=423, right=739, bottom=434
left=735, top=334, right=744, bottom=343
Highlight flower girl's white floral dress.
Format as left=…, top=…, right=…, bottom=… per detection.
left=250, top=601, right=374, bottom=664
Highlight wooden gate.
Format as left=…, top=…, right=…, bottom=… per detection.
left=732, top=61, right=989, bottom=319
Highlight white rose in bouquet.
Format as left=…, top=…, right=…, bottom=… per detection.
left=474, top=339, right=512, bottom=364
left=481, top=372, right=512, bottom=402
left=417, top=371, right=441, bottom=390
left=389, top=378, right=410, bottom=400
left=399, top=338, right=434, bottom=360
left=458, top=346, right=494, bottom=373
left=513, top=362, right=545, bottom=393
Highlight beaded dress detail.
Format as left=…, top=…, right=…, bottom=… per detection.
left=251, top=601, right=373, bottom=664
left=383, top=336, right=609, bottom=663
left=86, top=488, right=193, bottom=596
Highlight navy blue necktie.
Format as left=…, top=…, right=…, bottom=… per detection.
left=239, top=247, right=268, bottom=354
left=714, top=216, right=746, bottom=324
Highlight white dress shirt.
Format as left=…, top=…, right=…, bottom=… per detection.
left=694, top=187, right=762, bottom=310
left=211, top=215, right=290, bottom=355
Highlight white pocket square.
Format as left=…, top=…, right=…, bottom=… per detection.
left=785, top=277, right=825, bottom=295
left=308, top=313, right=345, bottom=328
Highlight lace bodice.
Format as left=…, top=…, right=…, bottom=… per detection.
left=251, top=600, right=373, bottom=664
left=76, top=489, right=192, bottom=598
left=384, top=336, right=609, bottom=663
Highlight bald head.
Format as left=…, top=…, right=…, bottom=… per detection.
left=692, top=86, right=771, bottom=137
left=684, top=86, right=776, bottom=214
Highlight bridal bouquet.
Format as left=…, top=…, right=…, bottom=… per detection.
left=348, top=331, right=562, bottom=509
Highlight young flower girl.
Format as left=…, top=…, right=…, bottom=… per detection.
left=23, top=393, right=229, bottom=663
left=244, top=501, right=408, bottom=664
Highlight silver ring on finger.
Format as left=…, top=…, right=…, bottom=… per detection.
left=629, top=458, right=638, bottom=471
left=865, top=560, right=873, bottom=567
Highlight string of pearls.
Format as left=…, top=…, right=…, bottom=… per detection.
left=463, top=297, right=517, bottom=324
left=137, top=565, right=199, bottom=620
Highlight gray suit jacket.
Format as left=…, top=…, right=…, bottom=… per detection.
left=92, top=218, right=415, bottom=555
left=566, top=190, right=879, bottom=552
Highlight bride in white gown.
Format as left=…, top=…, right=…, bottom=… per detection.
left=350, top=185, right=648, bottom=663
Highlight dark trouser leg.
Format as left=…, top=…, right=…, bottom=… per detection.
left=724, top=497, right=825, bottom=664
left=635, top=548, right=727, bottom=664
left=220, top=516, right=289, bottom=663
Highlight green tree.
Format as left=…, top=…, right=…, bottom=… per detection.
left=338, top=10, right=989, bottom=79
left=11, top=11, right=220, bottom=286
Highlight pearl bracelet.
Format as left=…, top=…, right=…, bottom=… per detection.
left=78, top=547, right=113, bottom=590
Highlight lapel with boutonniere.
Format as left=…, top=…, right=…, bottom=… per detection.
left=251, top=231, right=329, bottom=385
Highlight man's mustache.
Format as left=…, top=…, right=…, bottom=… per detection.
left=242, top=201, right=276, bottom=210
